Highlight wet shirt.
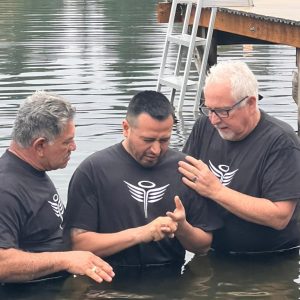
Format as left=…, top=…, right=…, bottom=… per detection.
left=183, top=110, right=300, bottom=253
left=64, top=143, right=222, bottom=266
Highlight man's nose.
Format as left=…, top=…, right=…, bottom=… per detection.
left=209, top=111, right=222, bottom=125
left=150, top=141, right=161, bottom=155
left=69, top=141, right=77, bottom=151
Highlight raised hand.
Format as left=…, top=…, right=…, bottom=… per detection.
left=166, top=196, right=186, bottom=226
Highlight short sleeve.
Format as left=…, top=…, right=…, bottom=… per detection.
left=64, top=164, right=99, bottom=232
left=0, top=193, right=22, bottom=249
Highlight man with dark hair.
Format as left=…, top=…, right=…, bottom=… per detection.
left=64, top=90, right=222, bottom=267
left=0, top=91, right=114, bottom=283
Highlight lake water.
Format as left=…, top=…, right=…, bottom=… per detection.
left=0, top=0, right=299, bottom=299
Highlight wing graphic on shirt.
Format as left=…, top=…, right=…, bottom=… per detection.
left=124, top=180, right=169, bottom=218
left=209, top=160, right=238, bottom=186
left=48, top=194, right=65, bottom=229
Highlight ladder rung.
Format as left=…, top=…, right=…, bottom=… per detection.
left=177, top=0, right=198, bottom=4
left=168, top=34, right=206, bottom=47
left=159, top=76, right=198, bottom=90
left=202, top=0, right=253, bottom=7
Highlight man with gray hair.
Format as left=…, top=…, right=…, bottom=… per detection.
left=179, top=60, right=300, bottom=254
left=0, top=91, right=114, bottom=283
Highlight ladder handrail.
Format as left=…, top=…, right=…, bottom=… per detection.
left=194, top=7, right=217, bottom=111
left=157, top=0, right=254, bottom=112
left=177, top=2, right=203, bottom=111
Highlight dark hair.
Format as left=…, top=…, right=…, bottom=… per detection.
left=126, top=91, right=175, bottom=124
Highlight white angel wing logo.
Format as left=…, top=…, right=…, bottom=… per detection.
left=124, top=180, right=169, bottom=218
left=209, top=160, right=238, bottom=186
left=48, top=194, right=65, bottom=229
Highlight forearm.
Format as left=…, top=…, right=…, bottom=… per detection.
left=0, top=248, right=70, bottom=282
left=179, top=157, right=296, bottom=230
left=213, top=186, right=296, bottom=230
left=72, top=227, right=147, bottom=257
left=175, top=221, right=212, bottom=254
left=72, top=216, right=177, bottom=257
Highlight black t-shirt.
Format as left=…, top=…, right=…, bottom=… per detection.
left=0, top=150, right=66, bottom=252
left=183, top=110, right=300, bottom=253
left=64, top=143, right=222, bottom=266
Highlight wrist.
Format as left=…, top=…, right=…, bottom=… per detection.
left=175, top=219, right=188, bottom=236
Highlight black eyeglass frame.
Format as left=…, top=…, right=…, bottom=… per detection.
left=200, top=96, right=249, bottom=119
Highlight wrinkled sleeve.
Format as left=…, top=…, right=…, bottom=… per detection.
left=262, top=144, right=300, bottom=201
left=182, top=118, right=203, bottom=156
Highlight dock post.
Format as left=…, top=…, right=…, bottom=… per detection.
left=297, top=48, right=300, bottom=136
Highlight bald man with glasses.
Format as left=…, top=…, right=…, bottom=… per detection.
left=179, top=60, right=300, bottom=254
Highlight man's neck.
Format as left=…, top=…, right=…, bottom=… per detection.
left=9, top=141, right=44, bottom=171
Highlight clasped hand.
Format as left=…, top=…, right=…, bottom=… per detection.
left=142, top=195, right=186, bottom=243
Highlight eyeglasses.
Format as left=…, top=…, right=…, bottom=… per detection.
left=200, top=96, right=249, bottom=119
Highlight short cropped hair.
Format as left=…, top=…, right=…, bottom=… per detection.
left=126, top=91, right=175, bottom=126
left=204, top=60, right=259, bottom=104
left=12, top=91, right=76, bottom=147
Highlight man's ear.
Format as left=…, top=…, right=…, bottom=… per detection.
left=32, top=137, right=47, bottom=156
left=122, top=119, right=130, bottom=137
left=248, top=96, right=257, bottom=111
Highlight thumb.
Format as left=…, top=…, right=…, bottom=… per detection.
left=174, top=195, right=183, bottom=210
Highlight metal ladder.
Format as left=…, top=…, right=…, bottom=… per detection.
left=156, top=0, right=254, bottom=112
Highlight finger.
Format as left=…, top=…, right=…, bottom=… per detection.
left=179, top=157, right=206, bottom=173
left=166, top=211, right=175, bottom=220
left=178, top=160, right=200, bottom=177
left=165, top=197, right=182, bottom=220
left=174, top=195, right=183, bottom=209
left=94, top=258, right=114, bottom=274
left=89, top=265, right=115, bottom=283
left=182, top=176, right=197, bottom=189
left=98, top=265, right=115, bottom=279
left=85, top=267, right=104, bottom=283
left=178, top=160, right=195, bottom=173
left=185, top=156, right=204, bottom=168
left=161, top=220, right=178, bottom=232
left=95, top=267, right=114, bottom=282
left=152, top=231, right=165, bottom=242
left=178, top=166, right=198, bottom=183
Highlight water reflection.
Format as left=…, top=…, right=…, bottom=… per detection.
left=0, top=0, right=299, bottom=299
left=1, top=251, right=299, bottom=299
left=186, top=251, right=300, bottom=299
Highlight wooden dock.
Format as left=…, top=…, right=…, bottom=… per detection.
left=157, top=0, right=300, bottom=131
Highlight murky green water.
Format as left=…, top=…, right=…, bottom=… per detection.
left=0, top=0, right=299, bottom=298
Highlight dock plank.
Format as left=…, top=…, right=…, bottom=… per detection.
left=157, top=0, right=300, bottom=47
